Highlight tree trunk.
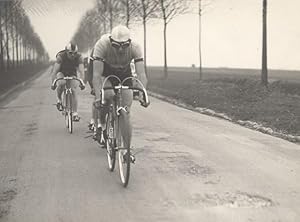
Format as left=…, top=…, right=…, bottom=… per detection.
left=24, top=43, right=26, bottom=64
left=261, top=0, right=268, bottom=86
left=32, top=48, right=34, bottom=64
left=143, top=18, right=147, bottom=76
left=109, top=6, right=113, bottom=32
left=163, top=21, right=168, bottom=79
left=0, top=8, right=4, bottom=71
left=198, top=0, right=202, bottom=80
left=20, top=38, right=23, bottom=65
left=103, top=21, right=107, bottom=34
left=126, top=0, right=130, bottom=27
left=15, top=23, right=19, bottom=67
left=5, top=2, right=10, bottom=70
left=12, top=16, right=15, bottom=69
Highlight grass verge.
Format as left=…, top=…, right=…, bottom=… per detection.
left=147, top=68, right=300, bottom=142
left=0, top=64, right=48, bottom=95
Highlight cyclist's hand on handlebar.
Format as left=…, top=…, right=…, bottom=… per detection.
left=90, top=88, right=95, bottom=96
left=93, top=98, right=102, bottom=109
left=140, top=99, right=150, bottom=108
left=79, top=83, right=85, bottom=90
left=138, top=92, right=150, bottom=108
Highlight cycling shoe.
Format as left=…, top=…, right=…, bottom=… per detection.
left=56, top=102, right=63, bottom=111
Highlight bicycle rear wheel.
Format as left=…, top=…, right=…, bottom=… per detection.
left=118, top=121, right=130, bottom=187
left=105, top=108, right=116, bottom=171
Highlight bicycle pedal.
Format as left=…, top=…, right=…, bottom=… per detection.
left=130, top=155, right=136, bottom=164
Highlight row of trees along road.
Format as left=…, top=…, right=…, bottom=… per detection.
left=0, top=0, right=49, bottom=74
left=72, top=0, right=269, bottom=86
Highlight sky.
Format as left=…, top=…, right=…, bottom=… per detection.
left=22, top=0, right=300, bottom=70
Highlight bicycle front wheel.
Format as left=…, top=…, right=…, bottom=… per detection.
left=105, top=109, right=116, bottom=171
left=68, top=111, right=73, bottom=134
left=118, top=123, right=130, bottom=187
left=67, top=93, right=73, bottom=134
left=63, top=93, right=68, bottom=128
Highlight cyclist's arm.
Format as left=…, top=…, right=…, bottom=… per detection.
left=76, top=55, right=85, bottom=82
left=77, top=63, right=85, bottom=82
left=93, top=59, right=104, bottom=100
left=135, top=60, right=147, bottom=88
left=132, top=42, right=147, bottom=88
left=51, top=62, right=61, bottom=82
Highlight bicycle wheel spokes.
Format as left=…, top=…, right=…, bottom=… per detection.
left=106, top=112, right=116, bottom=171
left=68, top=111, right=73, bottom=133
left=63, top=94, right=68, bottom=128
left=65, top=111, right=68, bottom=128
left=118, top=137, right=130, bottom=187
left=67, top=93, right=73, bottom=134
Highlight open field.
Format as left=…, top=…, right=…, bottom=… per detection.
left=149, top=66, right=300, bottom=83
left=147, top=67, right=300, bottom=139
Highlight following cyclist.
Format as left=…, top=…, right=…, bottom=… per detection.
left=92, top=25, right=148, bottom=149
left=51, top=42, right=85, bottom=121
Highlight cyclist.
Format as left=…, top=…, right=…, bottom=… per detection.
left=51, top=42, right=85, bottom=121
left=92, top=25, right=148, bottom=149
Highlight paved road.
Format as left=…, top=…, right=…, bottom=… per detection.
left=0, top=69, right=299, bottom=221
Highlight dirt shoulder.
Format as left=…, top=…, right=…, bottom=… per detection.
left=147, top=67, right=300, bottom=143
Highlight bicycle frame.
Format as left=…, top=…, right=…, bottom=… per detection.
left=100, top=75, right=149, bottom=187
left=52, top=76, right=84, bottom=133
left=63, top=79, right=74, bottom=133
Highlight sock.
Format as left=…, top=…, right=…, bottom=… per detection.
left=90, top=119, right=95, bottom=124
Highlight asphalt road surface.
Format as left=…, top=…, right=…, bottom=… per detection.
left=0, top=68, right=299, bottom=222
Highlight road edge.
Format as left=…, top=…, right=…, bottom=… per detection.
left=149, top=91, right=300, bottom=144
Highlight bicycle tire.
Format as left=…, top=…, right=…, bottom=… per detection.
left=67, top=93, right=73, bottom=134
left=118, top=118, right=130, bottom=187
left=105, top=108, right=116, bottom=171
left=62, top=92, right=68, bottom=129
left=65, top=112, right=69, bottom=129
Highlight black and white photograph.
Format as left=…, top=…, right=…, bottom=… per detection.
left=0, top=0, right=299, bottom=221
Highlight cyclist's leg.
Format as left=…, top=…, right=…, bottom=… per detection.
left=101, top=80, right=114, bottom=126
left=56, top=72, right=66, bottom=102
left=89, top=101, right=96, bottom=129
left=70, top=78, right=79, bottom=118
left=119, top=89, right=133, bottom=149
left=95, top=80, right=114, bottom=144
left=88, top=71, right=95, bottom=128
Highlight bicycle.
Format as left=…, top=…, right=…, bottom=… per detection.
left=51, top=76, right=85, bottom=134
left=97, top=75, right=150, bottom=187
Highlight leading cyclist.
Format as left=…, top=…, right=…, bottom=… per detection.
left=92, top=25, right=148, bottom=149
left=51, top=42, right=85, bottom=121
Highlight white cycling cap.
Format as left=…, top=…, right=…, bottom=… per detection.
left=111, top=25, right=131, bottom=42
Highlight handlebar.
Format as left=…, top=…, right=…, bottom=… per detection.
left=51, top=76, right=85, bottom=89
left=100, top=75, right=150, bottom=108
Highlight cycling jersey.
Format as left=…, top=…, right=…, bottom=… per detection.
left=56, top=50, right=83, bottom=76
left=92, top=34, right=143, bottom=85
